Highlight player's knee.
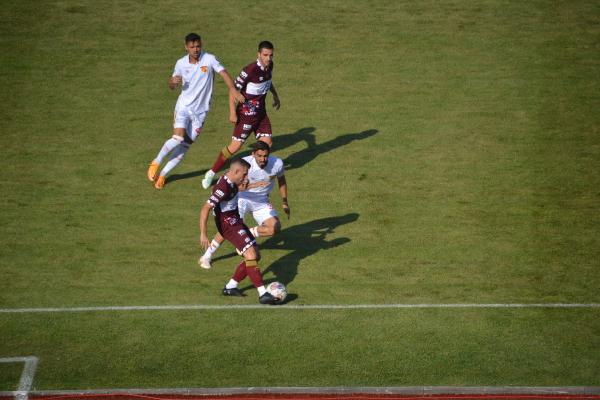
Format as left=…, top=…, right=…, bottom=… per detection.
left=228, top=140, right=242, bottom=154
left=258, top=136, right=272, bottom=147
left=243, top=246, right=260, bottom=261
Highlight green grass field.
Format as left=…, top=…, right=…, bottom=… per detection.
left=1, top=0, right=599, bottom=391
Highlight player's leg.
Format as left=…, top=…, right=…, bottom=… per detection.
left=202, top=120, right=253, bottom=189
left=248, top=203, right=280, bottom=238
left=155, top=113, right=205, bottom=188
left=148, top=109, right=188, bottom=181
left=198, top=231, right=224, bottom=269
left=221, top=223, right=255, bottom=296
left=220, top=224, right=277, bottom=304
left=255, top=114, right=273, bottom=148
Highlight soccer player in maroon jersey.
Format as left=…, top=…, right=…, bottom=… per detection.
left=199, top=158, right=279, bottom=304
left=202, top=41, right=281, bottom=189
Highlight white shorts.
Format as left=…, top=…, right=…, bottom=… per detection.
left=173, top=108, right=206, bottom=142
left=238, top=198, right=278, bottom=226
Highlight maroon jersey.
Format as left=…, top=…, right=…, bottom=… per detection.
left=207, top=175, right=240, bottom=223
left=207, top=175, right=256, bottom=253
left=234, top=60, right=273, bottom=117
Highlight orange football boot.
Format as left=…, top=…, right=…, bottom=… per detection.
left=147, top=161, right=159, bottom=182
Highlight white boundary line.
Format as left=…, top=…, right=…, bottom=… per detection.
left=6, top=386, right=600, bottom=397
left=0, top=303, right=599, bottom=313
left=0, top=356, right=38, bottom=400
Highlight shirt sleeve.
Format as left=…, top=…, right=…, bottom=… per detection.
left=275, top=158, right=285, bottom=177
left=234, top=66, right=251, bottom=91
left=210, top=55, right=225, bottom=74
left=172, top=60, right=183, bottom=77
left=207, top=185, right=226, bottom=208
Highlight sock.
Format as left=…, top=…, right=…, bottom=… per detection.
left=225, top=279, right=239, bottom=290
left=160, top=143, right=189, bottom=176
left=232, top=261, right=247, bottom=283
left=257, top=286, right=267, bottom=296
left=155, top=135, right=183, bottom=165
left=203, top=239, right=221, bottom=259
left=245, top=259, right=264, bottom=290
left=250, top=226, right=260, bottom=238
left=210, top=146, right=233, bottom=173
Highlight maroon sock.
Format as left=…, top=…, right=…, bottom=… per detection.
left=245, top=260, right=264, bottom=288
left=232, top=260, right=247, bottom=282
left=211, top=147, right=232, bottom=173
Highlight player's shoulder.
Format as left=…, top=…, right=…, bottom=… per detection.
left=268, top=155, right=284, bottom=171
left=269, top=155, right=283, bottom=165
left=175, top=54, right=188, bottom=66
left=242, top=155, right=254, bottom=164
left=244, top=60, right=261, bottom=73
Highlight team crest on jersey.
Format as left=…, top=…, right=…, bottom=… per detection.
left=200, top=66, right=208, bottom=73
left=237, top=229, right=246, bottom=236
left=259, top=76, right=264, bottom=81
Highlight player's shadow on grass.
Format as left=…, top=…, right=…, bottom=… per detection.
left=165, top=168, right=209, bottom=184
left=164, top=127, right=377, bottom=185
left=238, top=213, right=359, bottom=302
left=277, top=128, right=377, bottom=171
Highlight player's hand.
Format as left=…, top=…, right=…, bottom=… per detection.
left=231, top=89, right=245, bottom=104
left=282, top=203, right=290, bottom=219
left=200, top=233, right=210, bottom=250
left=229, top=112, right=238, bottom=125
left=170, top=75, right=182, bottom=89
left=272, top=96, right=281, bottom=110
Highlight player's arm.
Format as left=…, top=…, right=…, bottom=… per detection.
left=169, top=61, right=183, bottom=90
left=199, top=202, right=214, bottom=250
left=228, top=90, right=238, bottom=125
left=168, top=75, right=182, bottom=90
left=270, top=83, right=280, bottom=110
left=218, top=70, right=245, bottom=103
left=277, top=174, right=290, bottom=218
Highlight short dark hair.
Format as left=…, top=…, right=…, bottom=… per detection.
left=185, top=33, right=201, bottom=43
left=230, top=158, right=251, bottom=169
left=258, top=40, right=274, bottom=51
left=251, top=140, right=271, bottom=153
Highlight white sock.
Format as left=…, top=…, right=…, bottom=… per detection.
left=225, top=279, right=238, bottom=290
left=155, top=136, right=183, bottom=165
left=250, top=226, right=260, bottom=238
left=257, top=286, right=266, bottom=296
left=203, top=239, right=221, bottom=259
left=160, top=143, right=189, bottom=176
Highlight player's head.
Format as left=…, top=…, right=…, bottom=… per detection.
left=251, top=141, right=270, bottom=169
left=227, top=158, right=250, bottom=186
left=184, top=33, right=202, bottom=59
left=257, top=41, right=274, bottom=68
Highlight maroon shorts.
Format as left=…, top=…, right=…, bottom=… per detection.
left=215, top=214, right=256, bottom=254
left=232, top=113, right=272, bottom=143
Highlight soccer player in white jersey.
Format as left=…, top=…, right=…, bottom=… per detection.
left=147, top=33, right=244, bottom=189
left=199, top=141, right=290, bottom=269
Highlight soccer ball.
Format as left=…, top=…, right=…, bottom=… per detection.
left=266, top=281, right=287, bottom=303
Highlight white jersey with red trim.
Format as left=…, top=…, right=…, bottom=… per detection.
left=239, top=155, right=284, bottom=203
left=173, top=51, right=225, bottom=114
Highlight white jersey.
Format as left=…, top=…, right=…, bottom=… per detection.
left=173, top=51, right=225, bottom=114
left=240, top=155, right=284, bottom=203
